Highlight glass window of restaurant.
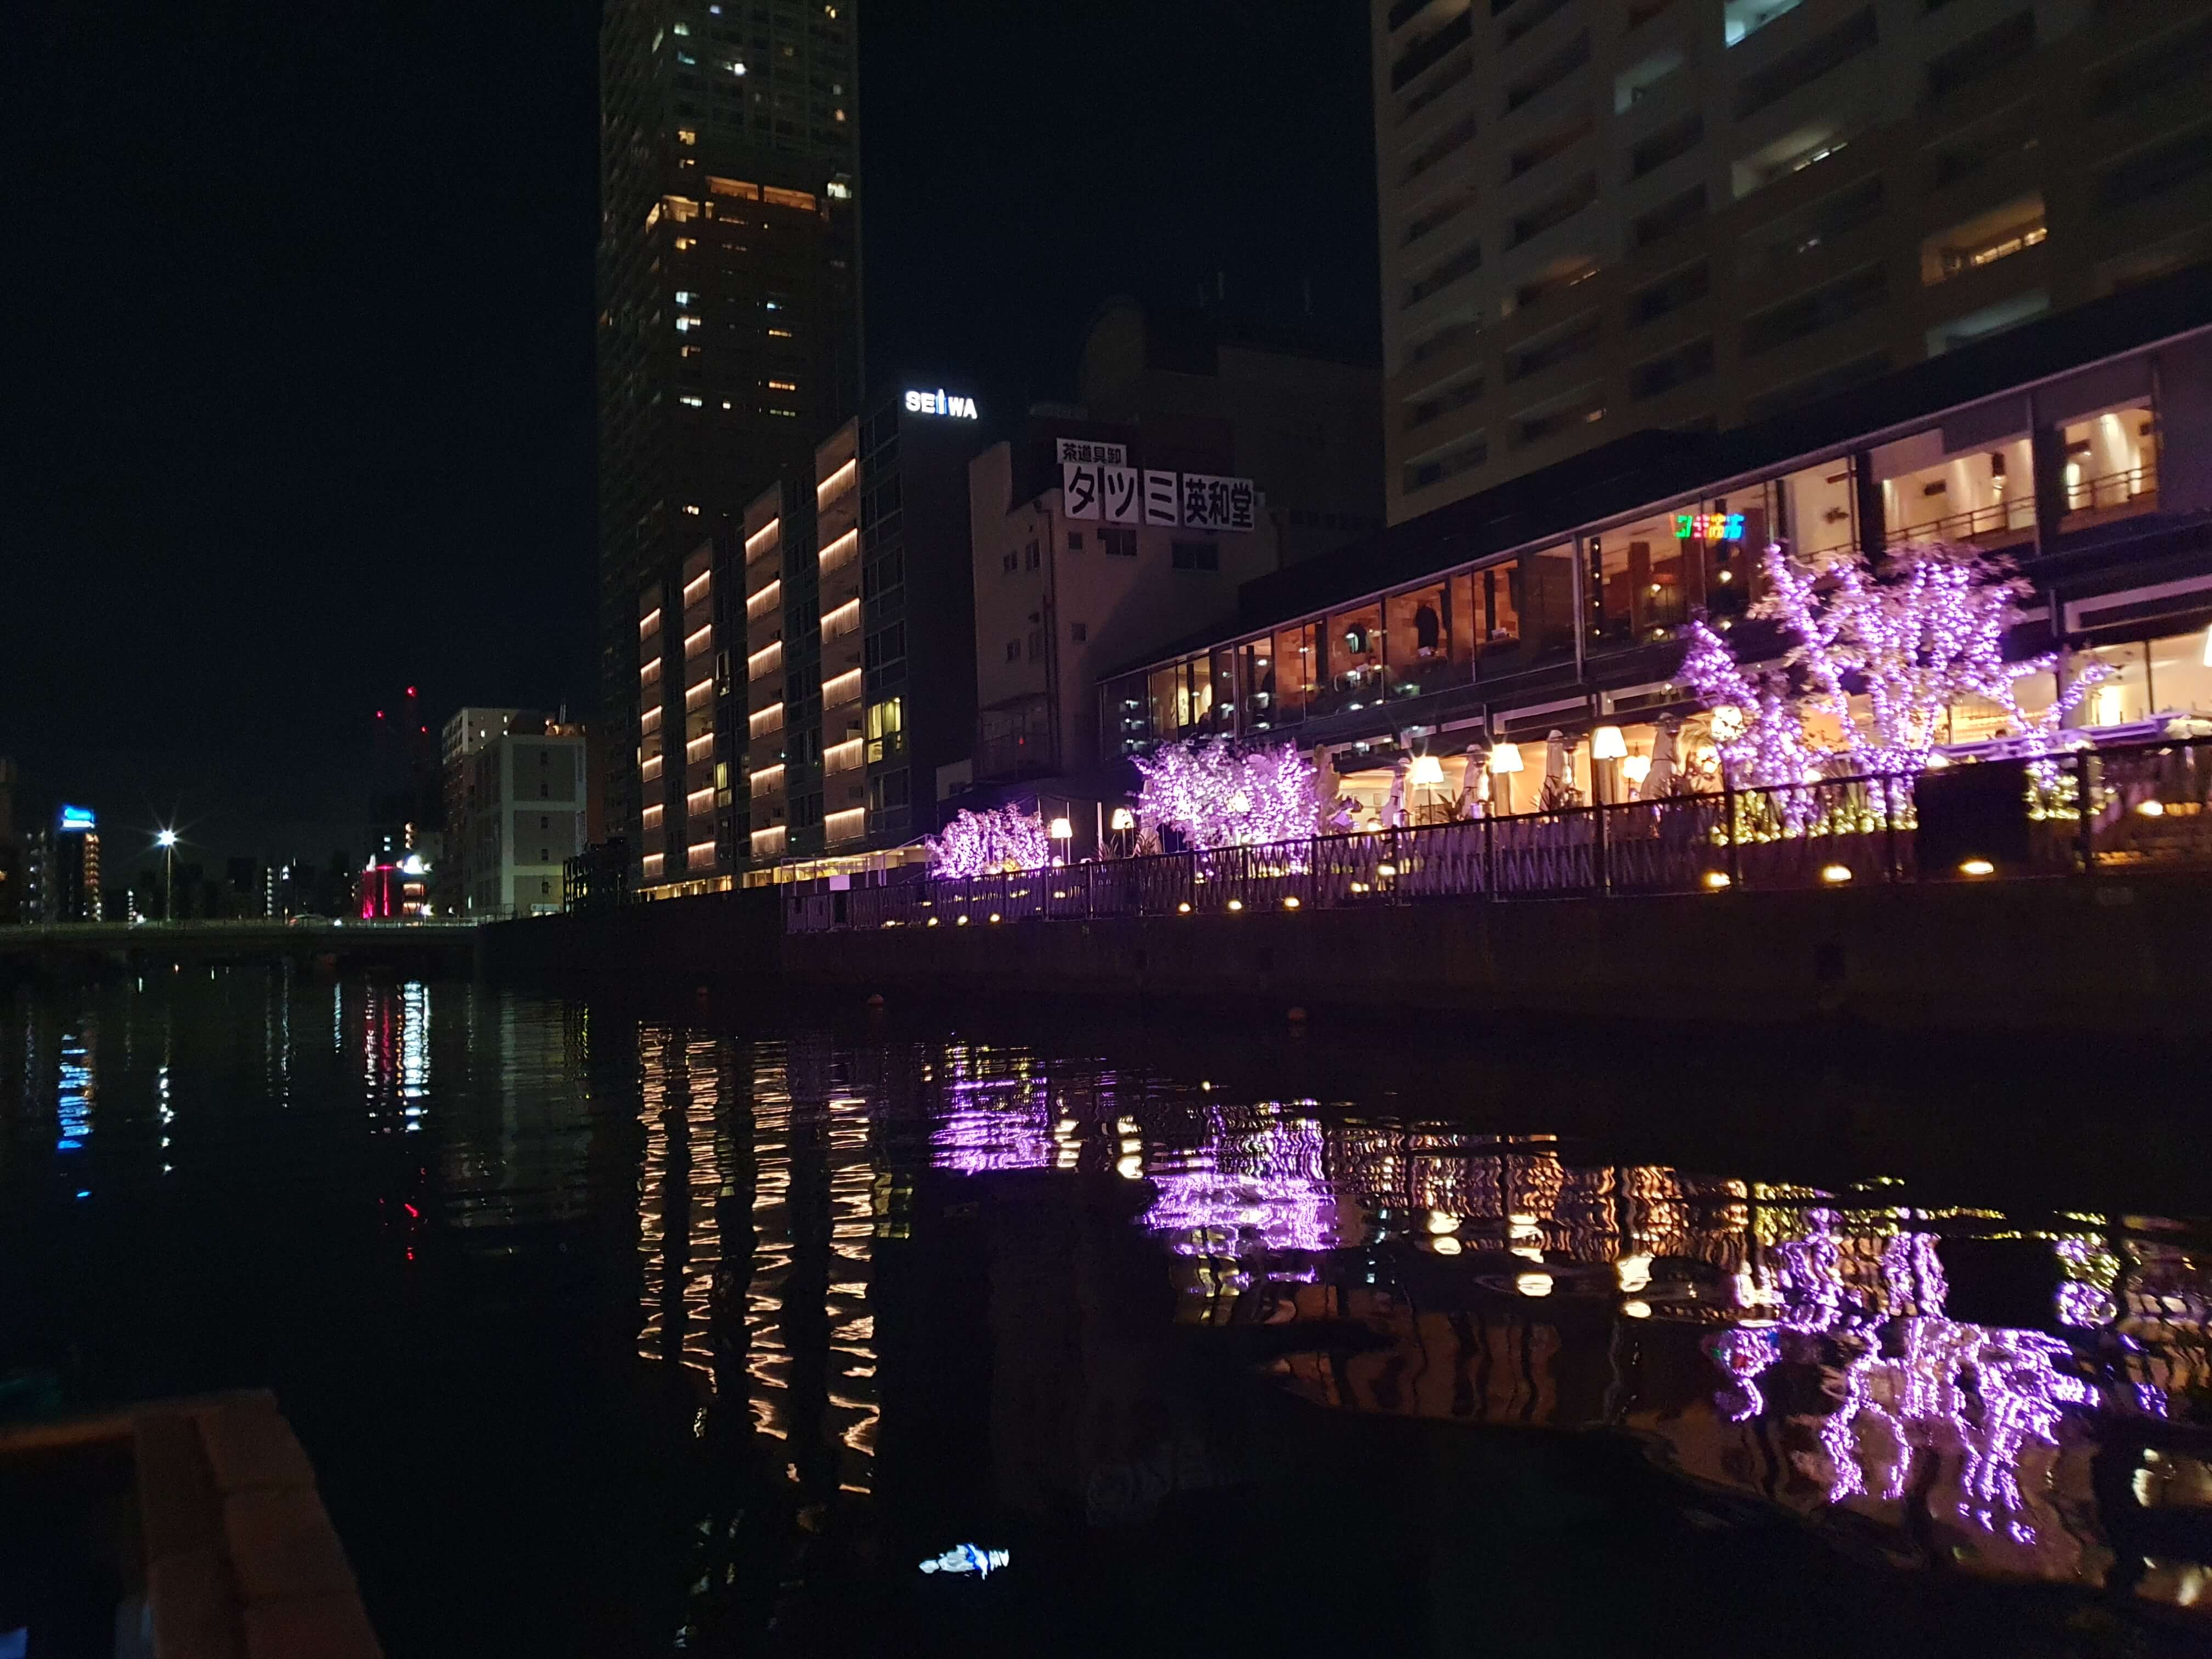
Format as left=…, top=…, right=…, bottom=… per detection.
left=1321, top=599, right=1386, bottom=715
left=1463, top=546, right=1574, bottom=678
left=1385, top=579, right=1460, bottom=699
left=1242, top=621, right=1318, bottom=733
left=1870, top=405, right=2034, bottom=555
left=1208, top=647, right=1238, bottom=733
left=1588, top=512, right=1698, bottom=650
left=2067, top=623, right=2212, bottom=732
left=2061, top=398, right=2158, bottom=529
left=1762, top=453, right=1857, bottom=560
left=1146, top=658, right=1211, bottom=741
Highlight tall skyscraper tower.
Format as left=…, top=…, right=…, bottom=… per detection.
left=599, top=0, right=861, bottom=846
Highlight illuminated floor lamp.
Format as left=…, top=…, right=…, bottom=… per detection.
left=1408, top=753, right=1446, bottom=823
left=1489, top=741, right=1524, bottom=816
left=1049, top=815, right=1074, bottom=864
left=1590, top=724, right=1627, bottom=805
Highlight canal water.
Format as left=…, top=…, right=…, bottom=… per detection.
left=2, top=969, right=2207, bottom=1657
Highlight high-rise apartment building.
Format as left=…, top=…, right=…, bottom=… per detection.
left=26, top=806, right=101, bottom=923
left=737, top=386, right=989, bottom=871
left=599, top=0, right=861, bottom=853
left=1374, top=0, right=2212, bottom=523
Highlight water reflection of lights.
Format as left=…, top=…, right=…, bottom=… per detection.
left=360, top=981, right=431, bottom=1134
left=634, top=1034, right=882, bottom=1501
left=1141, top=1109, right=1338, bottom=1256
left=55, top=1024, right=95, bottom=1158
left=904, top=1077, right=2206, bottom=1605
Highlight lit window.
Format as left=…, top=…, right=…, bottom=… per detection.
left=673, top=237, right=695, bottom=251
left=676, top=52, right=696, bottom=66
left=675, top=290, right=693, bottom=303
left=675, top=315, right=700, bottom=331
left=683, top=504, right=702, bottom=515
left=672, top=21, right=690, bottom=35
left=826, top=180, right=851, bottom=200
left=676, top=126, right=696, bottom=142
left=834, top=109, right=845, bottom=122
left=768, top=379, right=797, bottom=391
left=726, top=60, right=746, bottom=76
left=768, top=328, right=793, bottom=338
left=680, top=394, right=703, bottom=407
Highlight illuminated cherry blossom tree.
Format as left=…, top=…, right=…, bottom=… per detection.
left=1680, top=539, right=2107, bottom=785
left=1132, top=737, right=1319, bottom=850
left=926, top=805, right=1052, bottom=878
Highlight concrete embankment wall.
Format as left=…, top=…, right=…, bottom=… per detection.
left=776, top=876, right=2208, bottom=1040
left=479, top=889, right=782, bottom=990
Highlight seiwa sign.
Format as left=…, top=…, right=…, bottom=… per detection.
left=904, top=387, right=978, bottom=419
left=1061, top=461, right=1257, bottom=533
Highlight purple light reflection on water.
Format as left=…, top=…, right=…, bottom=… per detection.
left=1718, top=1228, right=2117, bottom=1547
left=1142, top=1114, right=1339, bottom=1256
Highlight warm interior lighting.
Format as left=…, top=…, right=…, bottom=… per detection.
left=1110, top=808, right=1135, bottom=831
left=1622, top=755, right=1652, bottom=785
left=1407, top=754, right=1446, bottom=787
left=744, top=518, right=780, bottom=557
left=1489, top=742, right=1525, bottom=774
left=2137, top=798, right=2166, bottom=817
left=1226, top=899, right=1244, bottom=911
left=1282, top=895, right=1300, bottom=909
left=1432, top=1236, right=1463, bottom=1256
left=1703, top=871, right=1731, bottom=890
left=1177, top=901, right=1192, bottom=913
left=1821, top=863, right=1853, bottom=883
left=1959, top=858, right=1995, bottom=877
left=1048, top=817, right=1073, bottom=840
left=1592, top=725, right=1627, bottom=760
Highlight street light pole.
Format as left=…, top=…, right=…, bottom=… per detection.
left=156, top=829, right=178, bottom=922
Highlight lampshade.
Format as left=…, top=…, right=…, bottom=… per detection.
left=1489, top=742, right=1525, bottom=775
left=1109, top=807, right=1135, bottom=831
left=1591, top=725, right=1627, bottom=760
left=1048, top=816, right=1073, bottom=839
left=1408, top=754, right=1446, bottom=787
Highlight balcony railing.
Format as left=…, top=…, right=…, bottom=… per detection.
left=787, top=737, right=2212, bottom=932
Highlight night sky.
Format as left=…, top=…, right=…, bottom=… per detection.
left=2, top=1, right=1375, bottom=871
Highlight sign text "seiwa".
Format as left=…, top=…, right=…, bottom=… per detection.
left=904, top=388, right=978, bottom=419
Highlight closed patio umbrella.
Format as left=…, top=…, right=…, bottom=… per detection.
left=1538, top=730, right=1579, bottom=811
left=1457, top=742, right=1488, bottom=818
left=1643, top=720, right=1679, bottom=799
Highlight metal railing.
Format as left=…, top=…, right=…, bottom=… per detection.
left=788, top=737, right=2212, bottom=932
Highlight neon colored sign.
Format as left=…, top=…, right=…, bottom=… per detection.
left=59, top=805, right=95, bottom=831
left=1675, top=511, right=1744, bottom=541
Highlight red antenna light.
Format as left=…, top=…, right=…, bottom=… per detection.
left=376, top=710, right=385, bottom=720
left=407, top=685, right=417, bottom=697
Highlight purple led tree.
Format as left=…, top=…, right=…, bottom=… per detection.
left=925, top=805, right=1053, bottom=879
left=1679, top=540, right=2107, bottom=786
left=1132, top=737, right=1320, bottom=850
